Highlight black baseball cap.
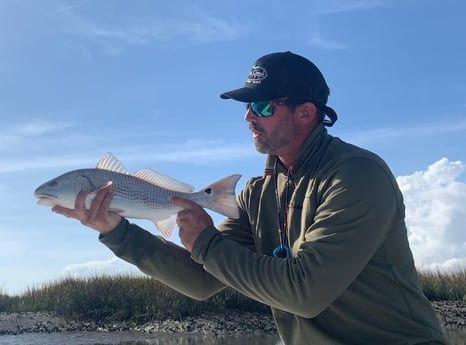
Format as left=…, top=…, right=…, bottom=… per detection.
left=220, top=51, right=338, bottom=126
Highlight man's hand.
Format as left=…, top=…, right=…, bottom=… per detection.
left=170, top=197, right=213, bottom=253
left=52, top=182, right=122, bottom=235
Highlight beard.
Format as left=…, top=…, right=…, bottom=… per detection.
left=251, top=121, right=297, bottom=155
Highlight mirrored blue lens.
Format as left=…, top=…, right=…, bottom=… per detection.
left=250, top=101, right=273, bottom=117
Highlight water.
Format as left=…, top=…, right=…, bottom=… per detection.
left=444, top=328, right=466, bottom=345
left=0, top=332, right=281, bottom=345
left=0, top=329, right=464, bottom=345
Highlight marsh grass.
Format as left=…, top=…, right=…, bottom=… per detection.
left=418, top=266, right=466, bottom=301
left=0, top=275, right=269, bottom=322
left=1, top=266, right=464, bottom=323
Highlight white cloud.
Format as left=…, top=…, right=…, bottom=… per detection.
left=316, top=0, right=389, bottom=15
left=397, top=158, right=466, bottom=269
left=43, top=0, right=91, bottom=18
left=347, top=117, right=466, bottom=145
left=0, top=120, right=78, bottom=154
left=426, top=257, right=466, bottom=272
left=63, top=257, right=143, bottom=278
left=0, top=132, right=255, bottom=173
left=0, top=156, right=91, bottom=173
left=135, top=142, right=255, bottom=164
left=15, top=121, right=75, bottom=136
left=67, top=8, right=246, bottom=54
left=90, top=27, right=151, bottom=45
left=0, top=120, right=75, bottom=139
left=308, top=33, right=347, bottom=51
left=170, top=9, right=246, bottom=43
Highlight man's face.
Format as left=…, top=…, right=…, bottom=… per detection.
left=245, top=99, right=299, bottom=156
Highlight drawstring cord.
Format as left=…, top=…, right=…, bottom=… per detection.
left=269, top=135, right=331, bottom=259
left=272, top=158, right=292, bottom=258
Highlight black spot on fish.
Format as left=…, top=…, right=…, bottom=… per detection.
left=204, top=188, right=212, bottom=194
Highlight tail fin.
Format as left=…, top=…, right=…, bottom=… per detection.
left=201, top=174, right=241, bottom=219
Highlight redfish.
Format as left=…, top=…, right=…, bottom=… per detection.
left=34, top=153, right=241, bottom=237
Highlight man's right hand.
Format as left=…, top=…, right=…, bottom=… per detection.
left=52, top=182, right=122, bottom=235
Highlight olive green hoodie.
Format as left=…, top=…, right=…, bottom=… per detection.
left=101, top=124, right=448, bottom=345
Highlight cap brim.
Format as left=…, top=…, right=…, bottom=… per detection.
left=220, top=86, right=282, bottom=102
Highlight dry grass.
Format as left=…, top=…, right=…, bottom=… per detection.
left=418, top=266, right=466, bottom=301
left=1, top=266, right=464, bottom=322
left=0, top=275, right=268, bottom=322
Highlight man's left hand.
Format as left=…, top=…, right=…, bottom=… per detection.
left=169, top=197, right=213, bottom=253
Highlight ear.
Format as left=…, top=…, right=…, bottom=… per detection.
left=295, top=102, right=318, bottom=125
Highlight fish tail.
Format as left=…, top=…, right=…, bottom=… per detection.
left=200, top=174, right=241, bottom=219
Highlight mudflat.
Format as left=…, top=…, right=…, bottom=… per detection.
left=1, top=301, right=464, bottom=336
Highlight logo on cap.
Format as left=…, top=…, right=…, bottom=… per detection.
left=246, top=65, right=267, bottom=84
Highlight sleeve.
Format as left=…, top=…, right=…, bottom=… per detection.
left=191, top=157, right=402, bottom=318
left=99, top=218, right=225, bottom=300
left=99, top=185, right=258, bottom=301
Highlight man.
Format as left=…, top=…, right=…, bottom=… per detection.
left=53, top=51, right=449, bottom=344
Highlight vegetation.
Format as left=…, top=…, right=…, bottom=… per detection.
left=0, top=275, right=269, bottom=323
left=418, top=266, right=466, bottom=301
left=1, top=266, right=464, bottom=323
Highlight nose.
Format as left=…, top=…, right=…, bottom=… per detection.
left=244, top=106, right=256, bottom=123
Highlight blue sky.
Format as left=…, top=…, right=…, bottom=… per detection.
left=1, top=0, right=465, bottom=295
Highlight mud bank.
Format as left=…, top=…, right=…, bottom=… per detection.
left=1, top=300, right=464, bottom=336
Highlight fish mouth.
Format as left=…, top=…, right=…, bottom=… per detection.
left=34, top=192, right=57, bottom=207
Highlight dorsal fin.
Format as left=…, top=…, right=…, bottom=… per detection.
left=134, top=169, right=194, bottom=193
left=96, top=153, right=130, bottom=174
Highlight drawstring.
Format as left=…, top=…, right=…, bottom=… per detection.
left=272, top=158, right=292, bottom=258
left=270, top=136, right=332, bottom=259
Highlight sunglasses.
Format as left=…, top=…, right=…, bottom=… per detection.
left=246, top=99, right=289, bottom=117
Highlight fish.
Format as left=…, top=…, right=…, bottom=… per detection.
left=34, top=153, right=241, bottom=237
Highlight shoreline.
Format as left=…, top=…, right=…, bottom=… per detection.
left=0, top=310, right=276, bottom=336
left=431, top=300, right=466, bottom=329
left=1, top=301, right=464, bottom=336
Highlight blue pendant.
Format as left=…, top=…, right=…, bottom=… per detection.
left=273, top=245, right=290, bottom=258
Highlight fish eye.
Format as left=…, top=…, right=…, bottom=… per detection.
left=48, top=180, right=58, bottom=187
left=204, top=188, right=212, bottom=195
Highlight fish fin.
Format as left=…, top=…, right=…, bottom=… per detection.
left=84, top=182, right=114, bottom=209
left=200, top=174, right=241, bottom=219
left=154, top=217, right=177, bottom=238
left=92, top=181, right=113, bottom=192
left=96, top=153, right=131, bottom=175
left=134, top=169, right=194, bottom=193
